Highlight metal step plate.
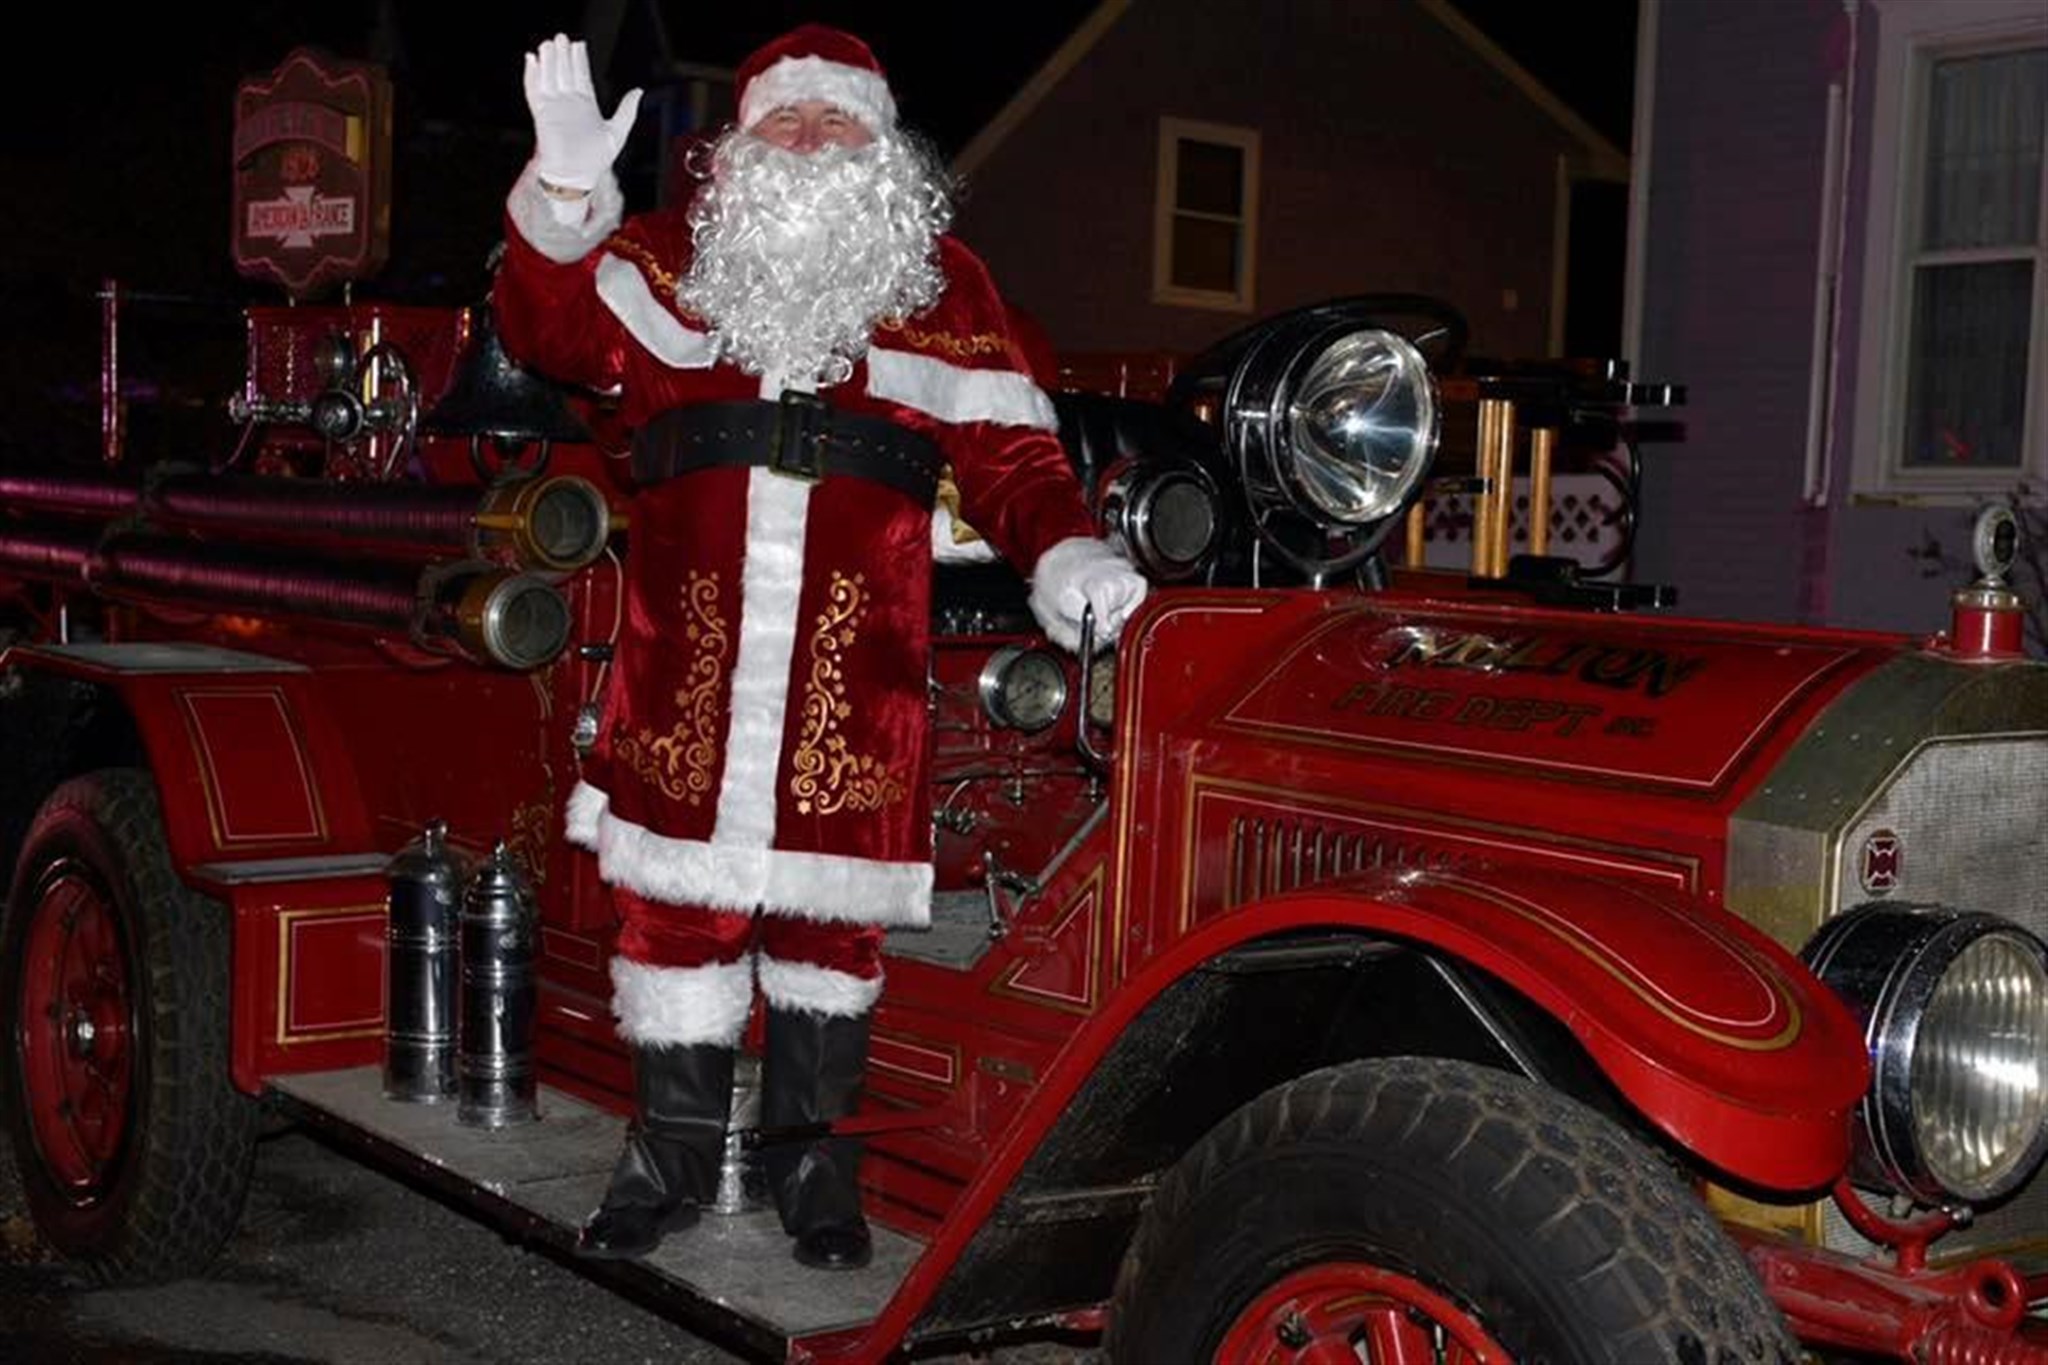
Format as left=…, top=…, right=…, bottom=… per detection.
left=269, top=1067, right=922, bottom=1355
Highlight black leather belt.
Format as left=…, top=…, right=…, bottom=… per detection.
left=630, top=395, right=942, bottom=505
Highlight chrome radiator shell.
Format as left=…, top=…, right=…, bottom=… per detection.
left=1727, top=653, right=2048, bottom=1268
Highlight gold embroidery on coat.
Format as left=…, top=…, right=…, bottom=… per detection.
left=935, top=468, right=986, bottom=544
left=615, top=572, right=727, bottom=806
left=601, top=235, right=703, bottom=321
left=505, top=786, right=554, bottom=887
left=792, top=572, right=907, bottom=816
left=876, top=318, right=1009, bottom=361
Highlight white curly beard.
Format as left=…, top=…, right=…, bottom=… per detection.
left=677, top=128, right=953, bottom=389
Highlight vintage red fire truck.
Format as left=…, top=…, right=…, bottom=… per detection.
left=2, top=214, right=2046, bottom=1365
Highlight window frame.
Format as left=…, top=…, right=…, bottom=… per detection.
left=1152, top=116, right=1261, bottom=313
left=1851, top=0, right=2048, bottom=503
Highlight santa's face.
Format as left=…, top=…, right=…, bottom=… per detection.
left=749, top=100, right=874, bottom=153
left=677, top=117, right=952, bottom=388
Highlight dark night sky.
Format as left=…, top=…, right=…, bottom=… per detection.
left=8, top=1, right=1635, bottom=294
left=0, top=1, right=1635, bottom=449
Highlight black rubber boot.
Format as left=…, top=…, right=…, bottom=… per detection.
left=576, top=1042, right=734, bottom=1260
left=761, top=1008, right=873, bottom=1270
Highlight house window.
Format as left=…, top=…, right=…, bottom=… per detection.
left=1855, top=3, right=2047, bottom=501
left=1900, top=48, right=2045, bottom=476
left=1154, top=118, right=1259, bottom=311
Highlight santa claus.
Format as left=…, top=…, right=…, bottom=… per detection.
left=494, top=26, right=1145, bottom=1269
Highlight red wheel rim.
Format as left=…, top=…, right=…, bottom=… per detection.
left=15, top=863, right=136, bottom=1199
left=1215, top=1262, right=1513, bottom=1364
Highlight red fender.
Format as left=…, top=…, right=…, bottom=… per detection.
left=5, top=645, right=386, bottom=1093
left=814, top=863, right=1868, bottom=1365
left=1266, top=864, right=1869, bottom=1190
left=6, top=644, right=374, bottom=867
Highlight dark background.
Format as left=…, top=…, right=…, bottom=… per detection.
left=0, top=2, right=1636, bottom=458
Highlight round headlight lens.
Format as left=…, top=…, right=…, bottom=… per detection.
left=1909, top=931, right=2048, bottom=1198
left=1284, top=329, right=1438, bottom=525
left=1805, top=906, right=2048, bottom=1205
left=1104, top=467, right=1219, bottom=582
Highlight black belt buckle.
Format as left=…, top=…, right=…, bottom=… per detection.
left=771, top=390, right=828, bottom=483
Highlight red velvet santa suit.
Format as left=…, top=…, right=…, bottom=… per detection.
left=496, top=176, right=1094, bottom=1040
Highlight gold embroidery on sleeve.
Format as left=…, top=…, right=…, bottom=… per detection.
left=602, top=236, right=716, bottom=330
left=791, top=572, right=908, bottom=816
left=615, top=572, right=728, bottom=806
left=876, top=318, right=1010, bottom=361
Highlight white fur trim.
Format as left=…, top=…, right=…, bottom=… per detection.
left=757, top=955, right=883, bottom=1017
left=566, top=779, right=606, bottom=848
left=711, top=469, right=809, bottom=851
left=574, top=785, right=933, bottom=924
left=740, top=55, right=895, bottom=134
left=932, top=503, right=1001, bottom=563
left=506, top=160, right=624, bottom=264
left=609, top=957, right=754, bottom=1046
left=593, top=255, right=717, bottom=370
left=866, top=347, right=1058, bottom=431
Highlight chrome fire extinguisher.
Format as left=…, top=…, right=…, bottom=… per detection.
left=457, top=841, right=539, bottom=1128
left=383, top=820, right=466, bottom=1103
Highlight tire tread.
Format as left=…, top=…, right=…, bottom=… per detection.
left=1106, top=1056, right=1797, bottom=1364
left=3, top=769, right=257, bottom=1284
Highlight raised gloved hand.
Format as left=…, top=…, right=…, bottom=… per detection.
left=1028, top=537, right=1150, bottom=653
left=523, top=34, right=643, bottom=192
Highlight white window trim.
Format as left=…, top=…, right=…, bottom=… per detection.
left=1152, top=116, right=1260, bottom=312
left=1850, top=0, right=2048, bottom=504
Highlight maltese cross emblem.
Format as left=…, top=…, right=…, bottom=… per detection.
left=1859, top=830, right=1902, bottom=896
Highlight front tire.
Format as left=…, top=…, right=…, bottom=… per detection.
left=1107, top=1057, right=1796, bottom=1364
left=0, top=769, right=257, bottom=1283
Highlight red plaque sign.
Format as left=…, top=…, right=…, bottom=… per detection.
left=232, top=48, right=393, bottom=298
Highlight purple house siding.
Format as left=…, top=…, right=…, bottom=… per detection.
left=1636, top=0, right=2029, bottom=636
left=1634, top=0, right=1841, bottom=625
left=954, top=0, right=1606, bottom=361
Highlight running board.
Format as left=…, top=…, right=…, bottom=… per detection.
left=268, top=1067, right=922, bottom=1360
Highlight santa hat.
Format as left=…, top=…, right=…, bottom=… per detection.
left=735, top=24, right=897, bottom=135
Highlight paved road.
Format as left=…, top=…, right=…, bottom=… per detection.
left=0, top=1119, right=1091, bottom=1365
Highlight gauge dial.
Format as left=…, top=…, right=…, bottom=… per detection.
left=1087, top=651, right=1118, bottom=727
left=978, top=646, right=1069, bottom=732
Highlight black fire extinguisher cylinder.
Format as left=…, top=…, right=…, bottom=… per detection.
left=382, top=820, right=465, bottom=1103
left=457, top=841, right=539, bottom=1128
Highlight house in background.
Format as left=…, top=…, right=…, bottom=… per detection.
left=950, top=0, right=1629, bottom=364
left=1629, top=0, right=2047, bottom=632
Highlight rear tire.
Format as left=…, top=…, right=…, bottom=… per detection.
left=1107, top=1057, right=1797, bottom=1364
left=0, top=769, right=257, bottom=1283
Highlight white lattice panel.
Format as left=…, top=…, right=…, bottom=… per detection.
left=1414, top=472, right=1626, bottom=572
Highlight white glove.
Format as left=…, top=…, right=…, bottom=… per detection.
left=1028, top=537, right=1149, bottom=653
left=523, top=34, right=642, bottom=192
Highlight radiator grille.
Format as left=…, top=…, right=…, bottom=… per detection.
left=1826, top=737, right=2048, bottom=1269
left=1224, top=817, right=1462, bottom=907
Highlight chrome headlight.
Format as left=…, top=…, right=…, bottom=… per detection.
left=1805, top=905, right=2048, bottom=1204
left=1102, top=466, right=1220, bottom=582
left=1228, top=325, right=1439, bottom=531
left=1285, top=330, right=1438, bottom=524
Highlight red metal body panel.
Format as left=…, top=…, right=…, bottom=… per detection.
left=1216, top=599, right=1873, bottom=794
left=791, top=863, right=1861, bottom=1362
left=7, top=645, right=375, bottom=869
left=200, top=870, right=389, bottom=1093
left=1106, top=588, right=1907, bottom=982
left=1261, top=869, right=1869, bottom=1188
